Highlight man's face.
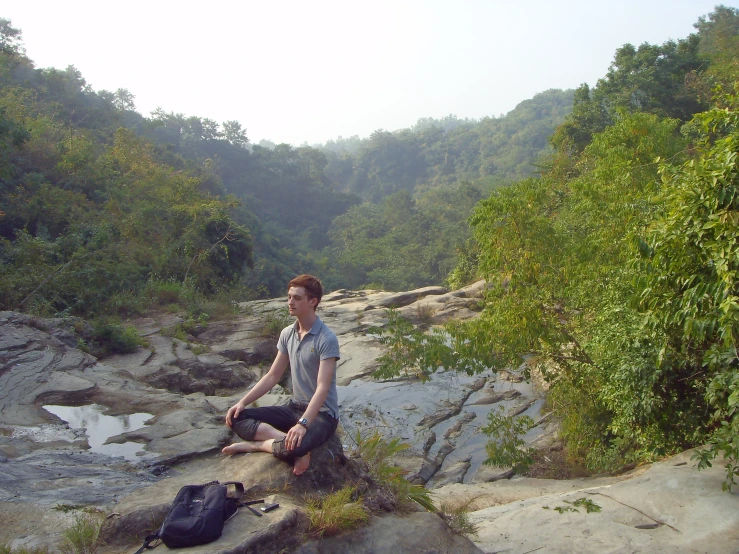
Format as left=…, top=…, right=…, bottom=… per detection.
left=287, top=286, right=317, bottom=317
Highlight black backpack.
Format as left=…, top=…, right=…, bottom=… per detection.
left=134, top=481, right=264, bottom=553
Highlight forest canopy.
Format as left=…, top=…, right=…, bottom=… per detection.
left=371, top=5, right=739, bottom=488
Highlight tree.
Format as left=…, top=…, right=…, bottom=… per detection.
left=0, top=18, right=23, bottom=55
left=636, top=97, right=739, bottom=489
left=113, top=88, right=136, bottom=111
left=222, top=120, right=248, bottom=147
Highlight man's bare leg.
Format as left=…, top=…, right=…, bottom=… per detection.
left=222, top=422, right=285, bottom=455
left=224, top=422, right=312, bottom=475
left=222, top=438, right=274, bottom=455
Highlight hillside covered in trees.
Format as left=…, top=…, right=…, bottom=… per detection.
left=373, top=6, right=739, bottom=488
left=0, top=17, right=571, bottom=311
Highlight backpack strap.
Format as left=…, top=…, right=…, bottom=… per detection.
left=220, top=481, right=245, bottom=497
left=132, top=532, right=161, bottom=554
left=238, top=498, right=265, bottom=517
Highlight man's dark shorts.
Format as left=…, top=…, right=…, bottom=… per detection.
left=231, top=400, right=339, bottom=460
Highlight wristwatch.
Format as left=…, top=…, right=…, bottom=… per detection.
left=298, top=417, right=309, bottom=428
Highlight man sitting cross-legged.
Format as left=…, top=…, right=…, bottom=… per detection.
left=223, top=274, right=340, bottom=476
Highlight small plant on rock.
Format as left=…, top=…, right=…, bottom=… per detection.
left=306, top=486, right=369, bottom=538
left=438, top=498, right=479, bottom=537
left=261, top=307, right=293, bottom=339
left=352, top=430, right=436, bottom=512
left=481, top=406, right=535, bottom=473
left=58, top=513, right=103, bottom=554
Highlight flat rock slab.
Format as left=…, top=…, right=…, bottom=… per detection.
left=294, top=511, right=483, bottom=554
left=466, top=450, right=739, bottom=553
left=0, top=320, right=97, bottom=425
left=335, top=333, right=386, bottom=385
left=0, top=449, right=158, bottom=508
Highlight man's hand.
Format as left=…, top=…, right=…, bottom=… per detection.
left=225, top=402, right=245, bottom=427
left=285, top=423, right=307, bottom=451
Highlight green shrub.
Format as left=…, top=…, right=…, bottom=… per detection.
left=88, top=320, right=142, bottom=355
left=481, top=407, right=536, bottom=473
left=261, top=307, right=292, bottom=339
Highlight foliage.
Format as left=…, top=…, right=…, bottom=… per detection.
left=437, top=498, right=479, bottom=537
left=543, top=497, right=602, bottom=514
left=481, top=407, right=536, bottom=473
left=368, top=309, right=486, bottom=381
left=552, top=34, right=704, bottom=153
left=260, top=307, right=292, bottom=339
left=57, top=513, right=103, bottom=554
left=352, top=430, right=436, bottom=512
left=306, top=486, right=369, bottom=538
left=80, top=320, right=143, bottom=357
left=634, top=95, right=739, bottom=490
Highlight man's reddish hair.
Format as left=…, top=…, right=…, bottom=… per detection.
left=288, top=274, right=324, bottom=307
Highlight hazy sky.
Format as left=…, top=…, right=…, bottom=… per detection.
left=2, top=1, right=733, bottom=146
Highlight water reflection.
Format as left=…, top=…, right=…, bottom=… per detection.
left=43, top=404, right=153, bottom=461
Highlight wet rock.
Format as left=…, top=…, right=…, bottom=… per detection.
left=0, top=317, right=97, bottom=426
left=0, top=449, right=157, bottom=506
left=498, top=369, right=524, bottom=383
left=428, top=457, right=472, bottom=488
left=409, top=442, right=455, bottom=485
left=418, top=383, right=481, bottom=428
left=444, top=413, right=476, bottom=440
left=468, top=388, right=521, bottom=406
left=423, top=431, right=436, bottom=454
left=470, top=464, right=516, bottom=483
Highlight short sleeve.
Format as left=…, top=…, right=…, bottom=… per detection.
left=276, top=325, right=291, bottom=355
left=319, top=331, right=340, bottom=361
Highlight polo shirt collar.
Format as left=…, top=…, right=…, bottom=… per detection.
left=292, top=316, right=323, bottom=336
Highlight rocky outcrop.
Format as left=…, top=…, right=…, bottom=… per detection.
left=0, top=283, right=501, bottom=553
left=4, top=283, right=737, bottom=553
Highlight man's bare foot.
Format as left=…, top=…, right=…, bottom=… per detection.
left=293, top=452, right=311, bottom=475
left=222, top=440, right=272, bottom=455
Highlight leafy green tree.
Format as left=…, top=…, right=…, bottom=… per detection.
left=0, top=18, right=23, bottom=55
left=222, top=120, right=248, bottom=147
left=636, top=95, right=739, bottom=489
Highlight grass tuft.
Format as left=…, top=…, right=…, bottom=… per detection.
left=438, top=498, right=479, bottom=537
left=306, top=486, right=370, bottom=538
left=57, top=513, right=103, bottom=554
left=353, top=430, right=436, bottom=512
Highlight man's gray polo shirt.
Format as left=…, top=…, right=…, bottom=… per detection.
left=277, top=316, right=340, bottom=418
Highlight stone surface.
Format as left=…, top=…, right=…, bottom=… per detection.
left=465, top=450, right=739, bottom=554
left=6, top=284, right=738, bottom=553
left=294, top=511, right=484, bottom=554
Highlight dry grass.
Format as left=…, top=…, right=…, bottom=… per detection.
left=306, top=486, right=370, bottom=538
left=438, top=498, right=479, bottom=537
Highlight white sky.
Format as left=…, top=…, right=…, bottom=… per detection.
left=2, top=1, right=733, bottom=146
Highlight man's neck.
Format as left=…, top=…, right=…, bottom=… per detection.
left=297, top=312, right=317, bottom=335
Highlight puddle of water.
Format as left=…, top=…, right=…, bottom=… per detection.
left=42, top=404, right=154, bottom=461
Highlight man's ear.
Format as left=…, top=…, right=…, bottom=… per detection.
left=310, top=297, right=319, bottom=309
